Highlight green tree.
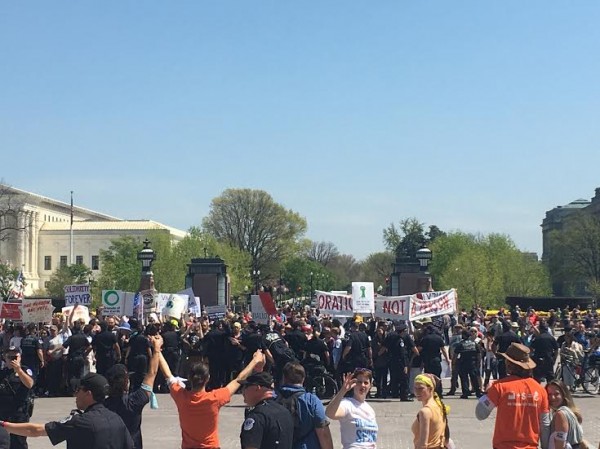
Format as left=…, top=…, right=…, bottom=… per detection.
left=97, top=236, right=142, bottom=292
left=0, top=261, right=19, bottom=300
left=383, top=218, right=445, bottom=259
left=327, top=253, right=361, bottom=292
left=430, top=232, right=550, bottom=309
left=202, top=189, right=307, bottom=279
left=281, top=257, right=335, bottom=300
left=46, top=264, right=92, bottom=300
left=359, top=251, right=394, bottom=290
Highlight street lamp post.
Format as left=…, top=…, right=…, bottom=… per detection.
left=310, top=271, right=314, bottom=304
left=252, top=269, right=261, bottom=294
left=137, top=239, right=156, bottom=292
left=415, top=247, right=433, bottom=273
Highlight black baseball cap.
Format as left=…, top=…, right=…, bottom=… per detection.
left=105, top=364, right=134, bottom=383
left=239, top=372, right=273, bottom=389
left=78, top=373, right=109, bottom=398
left=6, top=345, right=21, bottom=354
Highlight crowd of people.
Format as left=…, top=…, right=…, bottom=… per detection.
left=0, top=302, right=598, bottom=449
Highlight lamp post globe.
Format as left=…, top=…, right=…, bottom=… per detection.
left=415, top=247, right=432, bottom=272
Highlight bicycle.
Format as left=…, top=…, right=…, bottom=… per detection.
left=302, top=357, right=338, bottom=399
left=556, top=353, right=599, bottom=394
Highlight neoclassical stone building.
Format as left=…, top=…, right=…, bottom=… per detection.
left=0, top=185, right=186, bottom=294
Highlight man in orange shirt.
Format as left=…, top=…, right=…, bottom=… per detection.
left=475, top=343, right=550, bottom=449
left=158, top=348, right=264, bottom=449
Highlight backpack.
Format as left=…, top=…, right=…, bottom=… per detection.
left=275, top=389, right=309, bottom=443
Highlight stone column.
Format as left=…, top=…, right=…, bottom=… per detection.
left=17, top=211, right=25, bottom=269
left=31, top=211, right=39, bottom=279
left=24, top=211, right=31, bottom=275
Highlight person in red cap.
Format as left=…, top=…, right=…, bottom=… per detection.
left=476, top=342, right=550, bottom=449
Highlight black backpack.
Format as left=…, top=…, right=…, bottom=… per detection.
left=275, top=389, right=309, bottom=443
left=267, top=334, right=298, bottom=365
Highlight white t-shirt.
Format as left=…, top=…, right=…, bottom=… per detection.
left=338, top=397, right=378, bottom=449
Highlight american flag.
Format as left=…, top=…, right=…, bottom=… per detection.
left=9, top=269, right=25, bottom=299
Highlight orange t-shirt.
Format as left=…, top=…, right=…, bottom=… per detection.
left=170, top=384, right=232, bottom=449
left=485, top=376, right=549, bottom=449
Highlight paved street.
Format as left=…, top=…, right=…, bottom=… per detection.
left=25, top=382, right=600, bottom=449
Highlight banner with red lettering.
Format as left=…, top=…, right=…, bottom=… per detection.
left=0, top=302, right=22, bottom=320
left=409, top=289, right=457, bottom=321
left=374, top=295, right=411, bottom=320
left=315, top=291, right=353, bottom=316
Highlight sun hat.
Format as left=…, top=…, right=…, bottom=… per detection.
left=499, top=342, right=536, bottom=369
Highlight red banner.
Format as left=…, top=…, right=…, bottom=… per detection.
left=0, top=302, right=22, bottom=320
left=258, top=292, right=278, bottom=316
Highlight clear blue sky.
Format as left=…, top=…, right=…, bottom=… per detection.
left=2, top=2, right=600, bottom=260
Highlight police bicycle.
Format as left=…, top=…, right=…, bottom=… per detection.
left=301, top=355, right=338, bottom=399
left=555, top=352, right=600, bottom=394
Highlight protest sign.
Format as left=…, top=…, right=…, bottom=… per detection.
left=62, top=305, right=91, bottom=324
left=315, top=290, right=353, bottom=317
left=0, top=302, right=22, bottom=320
left=251, top=295, right=270, bottom=324
left=141, top=289, right=158, bottom=314
left=374, top=295, right=411, bottom=321
left=258, top=292, right=277, bottom=315
left=122, top=292, right=135, bottom=317
left=409, top=289, right=457, bottom=321
left=352, top=282, right=375, bottom=313
left=102, top=290, right=125, bottom=316
left=21, top=299, right=54, bottom=323
left=64, top=284, right=91, bottom=306
left=177, top=288, right=201, bottom=315
left=205, top=305, right=227, bottom=321
left=162, top=294, right=187, bottom=319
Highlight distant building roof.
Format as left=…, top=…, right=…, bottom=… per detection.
left=40, top=220, right=187, bottom=239
left=560, top=198, right=591, bottom=209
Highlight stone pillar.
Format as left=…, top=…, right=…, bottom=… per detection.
left=17, top=212, right=25, bottom=269
left=24, top=211, right=31, bottom=275
left=31, top=211, right=39, bottom=279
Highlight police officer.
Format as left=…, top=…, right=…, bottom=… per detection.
left=63, top=322, right=91, bottom=394
left=240, top=371, right=294, bottom=449
left=0, top=346, right=34, bottom=449
left=453, top=330, right=482, bottom=399
left=1, top=372, right=133, bottom=449
left=19, top=324, right=44, bottom=380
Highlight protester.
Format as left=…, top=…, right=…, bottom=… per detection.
left=104, top=335, right=163, bottom=449
left=412, top=373, right=451, bottom=449
left=277, top=362, right=333, bottom=449
left=325, top=368, right=378, bottom=449
left=546, top=380, right=587, bottom=449
left=476, top=342, right=550, bottom=449
left=159, top=348, right=264, bottom=449
left=1, top=372, right=133, bottom=449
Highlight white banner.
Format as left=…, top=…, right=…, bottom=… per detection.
left=162, top=294, right=187, bottom=319
left=102, top=290, right=124, bottom=316
left=177, top=288, right=200, bottom=315
left=251, top=295, right=270, bottom=324
left=409, top=289, right=457, bottom=321
left=64, top=284, right=91, bottom=305
left=352, top=282, right=375, bottom=313
left=21, top=299, right=54, bottom=323
left=374, top=295, right=411, bottom=321
left=315, top=290, right=354, bottom=316
left=62, top=305, right=91, bottom=324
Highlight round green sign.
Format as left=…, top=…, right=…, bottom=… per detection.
left=103, top=290, right=120, bottom=307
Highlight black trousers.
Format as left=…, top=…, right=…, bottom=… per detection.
left=459, top=364, right=481, bottom=396
left=67, top=356, right=85, bottom=393
left=375, top=364, right=390, bottom=398
left=424, top=357, right=443, bottom=396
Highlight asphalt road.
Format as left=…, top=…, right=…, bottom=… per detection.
left=25, top=384, right=600, bottom=449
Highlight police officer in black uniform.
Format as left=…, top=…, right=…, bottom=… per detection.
left=453, top=330, right=482, bottom=399
left=530, top=322, right=559, bottom=383
left=0, top=346, right=34, bottom=449
left=63, top=322, right=91, bottom=394
left=20, top=324, right=44, bottom=381
left=240, top=371, right=294, bottom=449
left=1, top=372, right=133, bottom=449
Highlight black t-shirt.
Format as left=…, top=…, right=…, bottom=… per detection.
left=530, top=333, right=559, bottom=360
left=240, top=399, right=294, bottom=449
left=284, top=329, right=307, bottom=357
left=494, top=330, right=520, bottom=354
left=161, top=331, right=180, bottom=351
left=304, top=337, right=329, bottom=364
left=383, top=332, right=406, bottom=364
left=128, top=333, right=150, bottom=358
left=93, top=331, right=118, bottom=360
left=419, top=333, right=445, bottom=361
left=204, top=329, right=228, bottom=359
left=20, top=335, right=42, bottom=368
left=63, top=333, right=90, bottom=358
left=345, top=331, right=370, bottom=363
left=45, top=403, right=134, bottom=449
left=242, top=332, right=265, bottom=359
left=104, top=389, right=149, bottom=449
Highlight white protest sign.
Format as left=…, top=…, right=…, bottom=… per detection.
left=251, top=295, right=270, bottom=324
left=177, top=288, right=201, bottom=315
left=21, top=299, right=54, bottom=323
left=102, top=290, right=124, bottom=316
left=64, top=284, right=91, bottom=306
left=374, top=295, right=411, bottom=321
left=315, top=290, right=353, bottom=317
left=409, top=289, right=457, bottom=321
left=122, top=292, right=136, bottom=317
left=162, top=294, right=187, bottom=318
left=352, top=282, right=375, bottom=314
left=155, top=293, right=171, bottom=317
left=62, top=305, right=91, bottom=324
